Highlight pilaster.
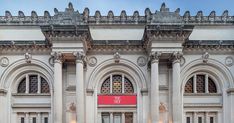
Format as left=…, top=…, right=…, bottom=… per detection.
left=73, top=51, right=85, bottom=123
left=172, top=51, right=183, bottom=123
left=51, top=52, right=63, bottom=123
left=150, top=51, right=161, bottom=123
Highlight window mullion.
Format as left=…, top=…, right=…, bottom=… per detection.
left=38, top=74, right=41, bottom=94
left=26, top=74, right=29, bottom=94
left=110, top=75, right=113, bottom=94
left=122, top=74, right=124, bottom=93
left=193, top=75, right=197, bottom=93
left=205, top=74, right=209, bottom=93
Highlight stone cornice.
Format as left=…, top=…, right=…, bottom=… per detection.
left=227, top=88, right=234, bottom=94
left=0, top=3, right=233, bottom=26
left=184, top=103, right=222, bottom=108
left=0, top=89, right=7, bottom=96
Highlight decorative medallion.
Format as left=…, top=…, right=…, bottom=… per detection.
left=48, top=56, right=54, bottom=67
left=24, top=52, right=32, bottom=63
left=137, top=56, right=147, bottom=67
left=225, top=56, right=234, bottom=67
left=202, top=52, right=209, bottom=63
left=180, top=56, right=186, bottom=66
left=114, top=52, right=120, bottom=63
left=0, top=57, right=9, bottom=67
left=88, top=57, right=97, bottom=67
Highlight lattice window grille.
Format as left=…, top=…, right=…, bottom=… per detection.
left=17, top=74, right=50, bottom=94
left=184, top=74, right=217, bottom=94
left=208, top=78, right=217, bottom=93
left=18, top=78, right=26, bottom=93
left=100, top=74, right=134, bottom=94
left=184, top=77, right=193, bottom=93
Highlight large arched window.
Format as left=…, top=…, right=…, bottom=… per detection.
left=184, top=74, right=217, bottom=93
left=101, top=74, right=134, bottom=94
left=17, top=74, right=50, bottom=94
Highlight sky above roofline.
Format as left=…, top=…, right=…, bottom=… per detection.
left=0, top=0, right=234, bottom=16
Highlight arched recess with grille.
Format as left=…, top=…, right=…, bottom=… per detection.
left=86, top=58, right=147, bottom=123
left=181, top=59, right=234, bottom=123
left=0, top=59, right=53, bottom=123
left=100, top=73, right=135, bottom=94
left=184, top=73, right=218, bottom=94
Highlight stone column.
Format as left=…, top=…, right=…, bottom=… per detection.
left=52, top=52, right=63, bottom=123
left=97, top=112, right=102, bottom=123
left=37, top=113, right=41, bottom=123
left=228, top=89, right=234, bottom=123
left=133, top=112, right=137, bottom=123
left=121, top=113, right=125, bottom=123
left=150, top=51, right=161, bottom=123
left=25, top=113, right=29, bottom=123
left=110, top=112, right=113, bottom=123
left=74, top=51, right=85, bottom=123
left=172, top=52, right=183, bottom=123
left=194, top=112, right=197, bottom=123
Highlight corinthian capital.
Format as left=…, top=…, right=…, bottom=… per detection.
left=150, top=51, right=161, bottom=63
left=51, top=52, right=63, bottom=63
left=172, top=51, right=183, bottom=63
left=73, top=51, right=85, bottom=64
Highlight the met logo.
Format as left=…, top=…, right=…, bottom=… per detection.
left=113, top=96, right=121, bottom=104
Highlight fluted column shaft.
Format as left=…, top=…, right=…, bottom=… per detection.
left=150, top=52, right=161, bottom=123
left=74, top=52, right=85, bottom=123
left=172, top=52, right=183, bottom=123
left=52, top=52, right=63, bottom=123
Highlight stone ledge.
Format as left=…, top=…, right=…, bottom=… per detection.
left=227, top=88, right=234, bottom=94
left=0, top=89, right=7, bottom=96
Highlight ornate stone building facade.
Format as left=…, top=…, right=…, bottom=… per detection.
left=0, top=2, right=234, bottom=123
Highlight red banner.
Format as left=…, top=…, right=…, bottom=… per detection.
left=98, top=95, right=137, bottom=105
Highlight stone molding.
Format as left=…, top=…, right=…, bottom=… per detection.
left=51, top=52, right=63, bottom=63
left=150, top=51, right=161, bottom=63
left=73, top=51, right=85, bottom=64
left=0, top=89, right=7, bottom=96
left=172, top=51, right=183, bottom=64
left=227, top=88, right=234, bottom=94
left=0, top=3, right=233, bottom=25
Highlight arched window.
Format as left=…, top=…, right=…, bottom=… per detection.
left=184, top=74, right=217, bottom=93
left=17, top=74, right=50, bottom=94
left=101, top=74, right=134, bottom=94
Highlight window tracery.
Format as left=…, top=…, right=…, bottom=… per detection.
left=184, top=74, right=217, bottom=93
left=100, top=74, right=134, bottom=94
left=17, top=74, right=50, bottom=94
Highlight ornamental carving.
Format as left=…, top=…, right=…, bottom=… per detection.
left=0, top=57, right=9, bottom=67
left=137, top=56, right=147, bottom=67
left=113, top=52, right=120, bottom=63
left=51, top=52, right=63, bottom=63
left=24, top=52, right=32, bottom=63
left=88, top=57, right=97, bottom=67
left=150, top=52, right=161, bottom=63
left=225, top=56, right=234, bottom=67
left=73, top=51, right=85, bottom=63
left=67, top=102, right=76, bottom=112
left=172, top=52, right=183, bottom=63
left=202, top=52, right=209, bottom=63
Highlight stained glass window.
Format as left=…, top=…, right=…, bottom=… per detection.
left=18, top=78, right=26, bottom=93
left=184, top=77, right=193, bottom=93
left=100, top=74, right=134, bottom=94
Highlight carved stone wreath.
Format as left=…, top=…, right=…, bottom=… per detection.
left=225, top=56, right=234, bottom=67
left=88, top=57, right=97, bottom=67
left=0, top=57, right=9, bottom=67
left=137, top=56, right=147, bottom=67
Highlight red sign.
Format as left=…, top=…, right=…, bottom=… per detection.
left=98, top=95, right=137, bottom=105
